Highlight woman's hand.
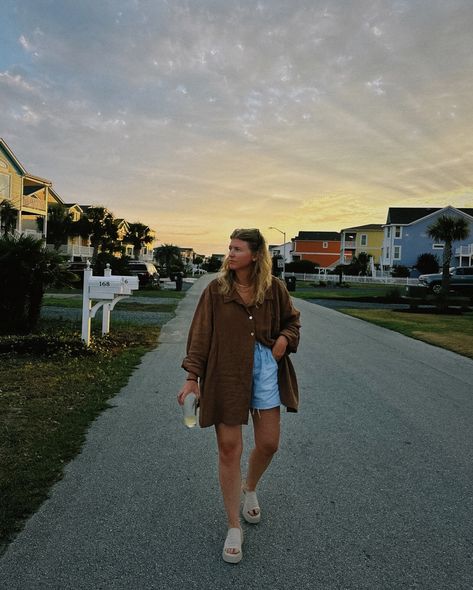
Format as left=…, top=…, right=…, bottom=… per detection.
left=272, top=335, right=288, bottom=361
left=177, top=380, right=200, bottom=406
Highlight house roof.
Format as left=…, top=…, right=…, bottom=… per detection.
left=64, top=203, right=86, bottom=211
left=293, top=231, right=341, bottom=241
left=386, top=207, right=473, bottom=224
left=0, top=137, right=28, bottom=175
left=0, top=138, right=52, bottom=184
left=48, top=187, right=64, bottom=204
left=341, top=224, right=384, bottom=232
left=114, top=218, right=129, bottom=230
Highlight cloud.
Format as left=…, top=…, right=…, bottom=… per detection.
left=0, top=70, right=36, bottom=92
left=0, top=0, right=473, bottom=253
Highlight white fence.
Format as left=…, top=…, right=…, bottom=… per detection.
left=287, top=272, right=420, bottom=286
left=14, top=229, right=44, bottom=240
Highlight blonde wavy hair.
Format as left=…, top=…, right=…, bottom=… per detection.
left=218, top=228, right=273, bottom=305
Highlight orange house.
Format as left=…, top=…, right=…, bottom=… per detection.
left=292, top=231, right=341, bottom=269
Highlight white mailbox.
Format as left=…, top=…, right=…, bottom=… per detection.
left=88, top=276, right=138, bottom=300
left=81, top=263, right=139, bottom=345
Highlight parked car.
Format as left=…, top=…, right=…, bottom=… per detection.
left=418, top=266, right=473, bottom=294
left=66, top=261, right=90, bottom=286
left=126, top=261, right=160, bottom=288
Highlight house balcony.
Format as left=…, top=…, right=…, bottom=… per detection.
left=66, top=244, right=93, bottom=258
left=455, top=244, right=473, bottom=257
left=48, top=243, right=94, bottom=258
left=343, top=241, right=356, bottom=249
left=139, top=252, right=154, bottom=262
left=15, top=229, right=44, bottom=240
left=22, top=194, right=47, bottom=213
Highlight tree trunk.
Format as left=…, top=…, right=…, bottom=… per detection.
left=438, top=241, right=452, bottom=312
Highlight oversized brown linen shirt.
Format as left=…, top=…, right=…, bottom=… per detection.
left=182, top=277, right=301, bottom=427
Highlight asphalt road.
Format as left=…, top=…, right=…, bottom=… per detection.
left=1, top=276, right=473, bottom=589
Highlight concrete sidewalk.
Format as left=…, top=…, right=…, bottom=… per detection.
left=0, top=275, right=224, bottom=589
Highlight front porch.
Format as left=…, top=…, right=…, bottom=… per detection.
left=455, top=244, right=473, bottom=267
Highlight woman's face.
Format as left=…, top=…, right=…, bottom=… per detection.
left=227, top=238, right=255, bottom=272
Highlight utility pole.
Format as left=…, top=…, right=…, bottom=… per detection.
left=268, top=226, right=287, bottom=279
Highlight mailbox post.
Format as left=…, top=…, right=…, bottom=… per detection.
left=81, top=262, right=139, bottom=345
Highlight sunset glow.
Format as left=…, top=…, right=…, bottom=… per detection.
left=1, top=1, right=473, bottom=254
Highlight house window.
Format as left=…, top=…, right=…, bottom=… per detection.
left=394, top=246, right=401, bottom=260
left=323, top=241, right=328, bottom=248
left=0, top=173, right=10, bottom=198
left=385, top=246, right=390, bottom=260
left=360, top=234, right=368, bottom=247
left=432, top=243, right=444, bottom=250
left=395, top=226, right=402, bottom=238
left=387, top=227, right=391, bottom=238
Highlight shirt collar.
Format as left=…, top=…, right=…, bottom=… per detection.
left=223, top=284, right=274, bottom=304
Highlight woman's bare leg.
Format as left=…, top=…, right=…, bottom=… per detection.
left=215, top=423, right=243, bottom=532
left=246, top=407, right=280, bottom=495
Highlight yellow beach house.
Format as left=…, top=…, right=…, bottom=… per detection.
left=340, top=224, right=384, bottom=266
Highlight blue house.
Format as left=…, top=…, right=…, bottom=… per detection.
left=381, top=206, right=473, bottom=273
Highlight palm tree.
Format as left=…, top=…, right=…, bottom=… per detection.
left=154, top=244, right=182, bottom=276
left=352, top=251, right=371, bottom=276
left=0, top=234, right=68, bottom=332
left=125, top=222, right=155, bottom=260
left=0, top=200, right=18, bottom=236
left=427, top=215, right=470, bottom=298
left=76, top=206, right=120, bottom=258
left=43, top=204, right=75, bottom=250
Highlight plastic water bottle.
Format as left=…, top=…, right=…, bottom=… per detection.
left=183, top=393, right=198, bottom=428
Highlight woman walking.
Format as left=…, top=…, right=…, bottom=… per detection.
left=177, top=228, right=301, bottom=564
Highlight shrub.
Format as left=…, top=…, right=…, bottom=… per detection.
left=0, top=235, right=71, bottom=334
left=384, top=287, right=402, bottom=302
left=391, top=265, right=410, bottom=278
left=94, top=252, right=131, bottom=276
left=414, top=253, right=440, bottom=275
left=285, top=259, right=319, bottom=273
left=0, top=330, right=133, bottom=358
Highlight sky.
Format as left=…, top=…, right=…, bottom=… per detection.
left=1, top=0, right=473, bottom=255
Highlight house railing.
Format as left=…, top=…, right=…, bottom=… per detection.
left=139, top=252, right=154, bottom=262
left=14, top=229, right=44, bottom=240
left=343, top=241, right=356, bottom=249
left=287, top=272, right=420, bottom=286
left=65, top=244, right=94, bottom=258
left=47, top=243, right=94, bottom=258
left=22, top=195, right=47, bottom=212
left=455, top=244, right=473, bottom=256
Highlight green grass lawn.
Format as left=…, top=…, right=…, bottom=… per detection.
left=43, top=296, right=177, bottom=313
left=293, top=281, right=404, bottom=301
left=46, top=287, right=187, bottom=299
left=293, top=280, right=473, bottom=361
left=0, top=299, right=177, bottom=553
left=338, top=308, right=473, bottom=360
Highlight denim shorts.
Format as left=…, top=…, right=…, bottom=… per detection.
left=250, top=341, right=281, bottom=410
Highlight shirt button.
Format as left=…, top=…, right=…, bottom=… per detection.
left=249, top=316, right=253, bottom=320
left=250, top=332, right=254, bottom=336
